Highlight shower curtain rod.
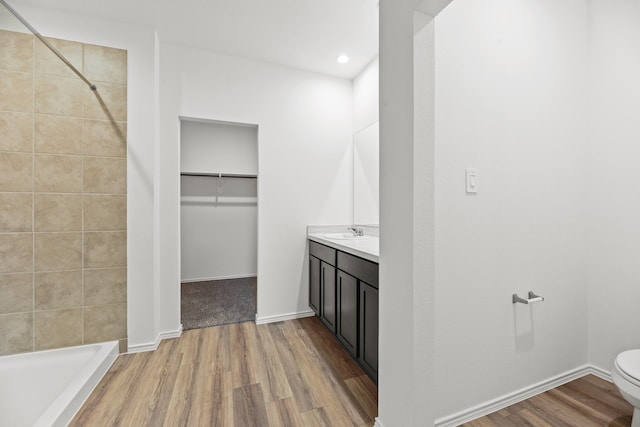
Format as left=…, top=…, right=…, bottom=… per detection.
left=0, top=0, right=97, bottom=91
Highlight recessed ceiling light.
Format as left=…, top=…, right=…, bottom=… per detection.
left=336, top=55, right=349, bottom=64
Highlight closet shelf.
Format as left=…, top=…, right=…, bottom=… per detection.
left=180, top=172, right=257, bottom=179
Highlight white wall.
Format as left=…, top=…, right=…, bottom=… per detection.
left=587, top=0, right=640, bottom=372
left=379, top=2, right=428, bottom=426
left=158, top=43, right=353, bottom=325
left=180, top=120, right=258, bottom=174
left=3, top=1, right=160, bottom=350
left=353, top=56, right=379, bottom=133
left=354, top=122, right=379, bottom=224
left=413, top=15, right=436, bottom=427
left=433, top=0, right=589, bottom=419
left=180, top=120, right=258, bottom=282
left=180, top=176, right=258, bottom=281
left=353, top=57, right=380, bottom=225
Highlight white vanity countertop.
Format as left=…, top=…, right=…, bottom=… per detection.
left=307, top=225, right=379, bottom=263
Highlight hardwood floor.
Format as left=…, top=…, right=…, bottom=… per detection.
left=71, top=315, right=632, bottom=427
left=70, top=317, right=377, bottom=426
left=462, top=374, right=633, bottom=427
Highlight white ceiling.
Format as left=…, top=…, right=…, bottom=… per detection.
left=13, top=0, right=379, bottom=79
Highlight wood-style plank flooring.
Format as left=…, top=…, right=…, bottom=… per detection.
left=71, top=315, right=633, bottom=427
left=463, top=374, right=633, bottom=427
left=70, top=317, right=377, bottom=426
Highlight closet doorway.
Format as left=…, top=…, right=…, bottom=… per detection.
left=179, top=118, right=258, bottom=330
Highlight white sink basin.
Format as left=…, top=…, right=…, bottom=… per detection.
left=322, top=233, right=371, bottom=240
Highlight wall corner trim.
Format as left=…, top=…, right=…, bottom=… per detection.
left=255, top=310, right=315, bottom=325
left=435, top=365, right=612, bottom=427
left=126, top=326, right=183, bottom=354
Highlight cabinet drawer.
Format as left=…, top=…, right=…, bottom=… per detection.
left=337, top=251, right=378, bottom=288
left=309, top=240, right=336, bottom=266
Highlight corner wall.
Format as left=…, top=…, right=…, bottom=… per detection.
left=433, top=0, right=590, bottom=418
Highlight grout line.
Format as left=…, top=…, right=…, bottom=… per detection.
left=81, top=51, right=85, bottom=346
left=31, top=34, right=36, bottom=352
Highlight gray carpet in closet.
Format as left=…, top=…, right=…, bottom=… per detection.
left=181, top=277, right=257, bottom=330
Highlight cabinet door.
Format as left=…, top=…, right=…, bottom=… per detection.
left=337, top=270, right=358, bottom=357
left=359, top=282, right=379, bottom=383
left=309, top=256, right=321, bottom=315
left=320, top=262, right=336, bottom=333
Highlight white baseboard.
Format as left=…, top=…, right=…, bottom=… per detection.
left=181, top=274, right=257, bottom=283
left=588, top=364, right=612, bottom=382
left=160, top=326, right=183, bottom=340
left=255, top=310, right=315, bottom=325
left=126, top=325, right=183, bottom=354
left=373, top=417, right=385, bottom=427
left=127, top=310, right=316, bottom=352
left=435, top=364, right=612, bottom=427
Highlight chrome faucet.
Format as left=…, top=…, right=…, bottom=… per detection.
left=348, top=227, right=364, bottom=237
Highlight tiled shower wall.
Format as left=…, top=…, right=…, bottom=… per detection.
left=0, top=29, right=127, bottom=355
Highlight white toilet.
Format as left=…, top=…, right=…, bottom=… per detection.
left=612, top=350, right=640, bottom=427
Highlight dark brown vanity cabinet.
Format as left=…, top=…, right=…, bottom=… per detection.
left=308, top=240, right=379, bottom=383
left=320, top=263, right=337, bottom=332
left=336, top=270, right=358, bottom=357
left=309, top=241, right=337, bottom=333
left=359, top=282, right=379, bottom=382
left=309, top=255, right=321, bottom=314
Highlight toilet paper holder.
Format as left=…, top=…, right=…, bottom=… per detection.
left=512, top=291, right=544, bottom=305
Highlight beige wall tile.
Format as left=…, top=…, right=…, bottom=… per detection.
left=83, top=157, right=126, bottom=194
left=0, top=233, right=32, bottom=274
left=34, top=154, right=82, bottom=193
left=0, top=152, right=32, bottom=192
left=35, top=75, right=83, bottom=117
left=35, top=232, right=82, bottom=271
left=0, top=273, right=32, bottom=314
left=34, top=308, right=82, bottom=350
left=0, top=32, right=129, bottom=358
left=83, top=119, right=127, bottom=157
left=83, top=83, right=127, bottom=122
left=35, top=270, right=82, bottom=310
left=34, top=115, right=83, bottom=155
left=35, top=193, right=82, bottom=232
left=84, top=302, right=126, bottom=343
left=1, top=147, right=33, bottom=199
left=84, top=231, right=126, bottom=268
left=0, top=111, right=33, bottom=152
left=0, top=30, right=33, bottom=73
left=0, top=70, right=33, bottom=113
left=0, top=193, right=32, bottom=232
left=34, top=37, right=83, bottom=79
left=84, top=267, right=126, bottom=306
left=118, top=338, right=127, bottom=353
left=84, top=44, right=127, bottom=86
left=0, top=313, right=33, bottom=355
left=84, top=194, right=126, bottom=231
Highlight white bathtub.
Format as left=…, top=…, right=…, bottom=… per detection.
left=0, top=341, right=119, bottom=427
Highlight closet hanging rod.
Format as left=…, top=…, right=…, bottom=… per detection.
left=0, top=0, right=98, bottom=91
left=180, top=172, right=257, bottom=179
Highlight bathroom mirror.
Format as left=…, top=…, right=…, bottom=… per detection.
left=353, top=121, right=379, bottom=225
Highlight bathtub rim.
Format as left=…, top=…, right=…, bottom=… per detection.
left=29, top=340, right=119, bottom=427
